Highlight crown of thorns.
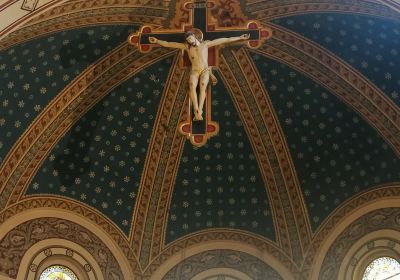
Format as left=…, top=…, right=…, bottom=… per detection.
left=184, top=31, right=196, bottom=39
left=184, top=30, right=203, bottom=41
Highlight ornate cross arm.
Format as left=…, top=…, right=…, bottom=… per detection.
left=148, top=37, right=186, bottom=49
left=206, top=34, right=250, bottom=47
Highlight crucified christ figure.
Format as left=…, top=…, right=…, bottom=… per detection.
left=149, top=32, right=250, bottom=121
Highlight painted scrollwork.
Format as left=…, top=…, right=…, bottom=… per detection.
left=0, top=218, right=123, bottom=279
left=162, top=249, right=283, bottom=280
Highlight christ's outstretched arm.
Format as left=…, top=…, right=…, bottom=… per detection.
left=206, top=34, right=250, bottom=47
left=149, top=37, right=186, bottom=49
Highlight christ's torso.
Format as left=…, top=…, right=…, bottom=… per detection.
left=187, top=42, right=208, bottom=72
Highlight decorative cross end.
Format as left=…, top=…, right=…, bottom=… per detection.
left=246, top=21, right=272, bottom=49
left=179, top=121, right=219, bottom=147
left=128, top=26, right=158, bottom=53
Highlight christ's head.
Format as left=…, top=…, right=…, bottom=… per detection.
left=185, top=31, right=199, bottom=46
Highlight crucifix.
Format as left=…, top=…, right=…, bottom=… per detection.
left=128, top=0, right=271, bottom=146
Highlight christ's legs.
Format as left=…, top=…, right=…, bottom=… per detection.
left=197, top=71, right=209, bottom=121
left=189, top=72, right=200, bottom=120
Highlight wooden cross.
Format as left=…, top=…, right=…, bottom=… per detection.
left=128, top=0, right=271, bottom=146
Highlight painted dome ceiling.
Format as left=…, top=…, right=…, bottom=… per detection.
left=0, top=0, right=399, bottom=278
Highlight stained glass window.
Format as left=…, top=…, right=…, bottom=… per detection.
left=362, top=257, right=400, bottom=280
left=39, top=265, right=78, bottom=280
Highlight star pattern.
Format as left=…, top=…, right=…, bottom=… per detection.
left=274, top=14, right=400, bottom=105
left=1, top=10, right=399, bottom=245
left=26, top=58, right=172, bottom=233
left=0, top=25, right=135, bottom=164
left=166, top=73, right=275, bottom=243
left=252, top=54, right=400, bottom=230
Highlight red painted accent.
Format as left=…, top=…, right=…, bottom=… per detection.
left=261, top=30, right=269, bottom=38
left=208, top=47, right=216, bottom=66
left=208, top=25, right=215, bottom=31
left=182, top=124, right=191, bottom=133
left=130, top=36, right=139, bottom=44
left=142, top=26, right=152, bottom=33
left=248, top=22, right=258, bottom=29
left=194, top=135, right=204, bottom=143
left=249, top=40, right=258, bottom=47
left=207, top=125, right=216, bottom=132
left=141, top=45, right=150, bottom=51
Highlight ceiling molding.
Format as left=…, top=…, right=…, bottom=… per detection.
left=253, top=25, right=400, bottom=157
left=0, top=0, right=69, bottom=39
left=246, top=0, right=400, bottom=21
left=0, top=43, right=174, bottom=210
left=218, top=51, right=290, bottom=255
left=0, top=8, right=164, bottom=50
left=144, top=229, right=298, bottom=278
left=301, top=184, right=400, bottom=279
left=220, top=47, right=312, bottom=266
left=0, top=0, right=170, bottom=41
left=0, top=197, right=137, bottom=276
left=23, top=0, right=168, bottom=26
left=128, top=55, right=188, bottom=269
left=0, top=216, right=124, bottom=278
left=318, top=207, right=400, bottom=280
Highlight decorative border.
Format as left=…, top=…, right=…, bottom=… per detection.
left=23, top=0, right=168, bottom=26
left=339, top=236, right=400, bottom=279
left=218, top=52, right=289, bottom=253
left=128, top=55, right=188, bottom=268
left=0, top=8, right=165, bottom=50
left=219, top=47, right=311, bottom=265
left=246, top=0, right=400, bottom=21
left=236, top=47, right=312, bottom=259
left=301, top=185, right=400, bottom=279
left=149, top=84, right=187, bottom=260
left=25, top=244, right=100, bottom=279
left=0, top=0, right=67, bottom=39
left=162, top=249, right=283, bottom=279
left=0, top=197, right=134, bottom=277
left=253, top=25, right=400, bottom=157
left=0, top=217, right=123, bottom=278
left=144, top=229, right=299, bottom=278
left=319, top=207, right=400, bottom=279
